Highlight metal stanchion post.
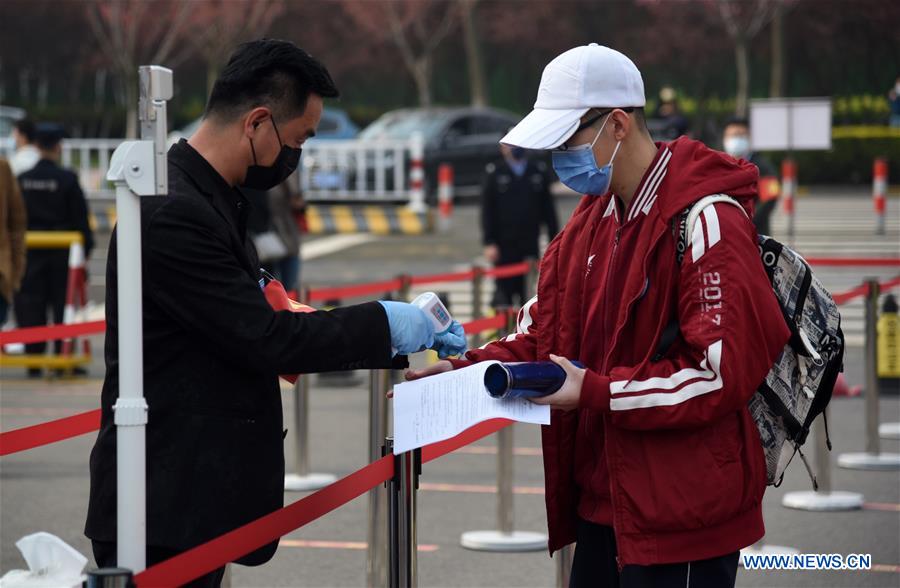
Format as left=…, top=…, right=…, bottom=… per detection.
left=388, top=441, right=420, bottom=588
left=838, top=280, right=900, bottom=470
left=461, top=309, right=546, bottom=551
left=84, top=568, right=134, bottom=588
left=386, top=438, right=399, bottom=588
left=555, top=544, right=574, bottom=588
left=782, top=406, right=863, bottom=510
left=285, top=374, right=336, bottom=491
left=367, top=370, right=391, bottom=587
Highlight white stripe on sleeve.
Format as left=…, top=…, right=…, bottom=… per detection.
left=610, top=341, right=723, bottom=411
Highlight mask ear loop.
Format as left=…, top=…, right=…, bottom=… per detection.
left=589, top=112, right=621, bottom=165
left=608, top=140, right=622, bottom=165
left=589, top=113, right=611, bottom=148
left=270, top=117, right=284, bottom=148
left=248, top=127, right=259, bottom=166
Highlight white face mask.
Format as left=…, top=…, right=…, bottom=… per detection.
left=723, top=135, right=751, bottom=158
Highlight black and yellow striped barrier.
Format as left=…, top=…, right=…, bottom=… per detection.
left=304, top=205, right=430, bottom=235
left=87, top=205, right=431, bottom=235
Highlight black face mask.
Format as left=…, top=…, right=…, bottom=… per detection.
left=241, top=117, right=301, bottom=190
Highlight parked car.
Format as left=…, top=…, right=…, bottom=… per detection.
left=357, top=107, right=520, bottom=199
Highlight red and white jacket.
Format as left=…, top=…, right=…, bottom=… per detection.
left=453, top=138, right=790, bottom=566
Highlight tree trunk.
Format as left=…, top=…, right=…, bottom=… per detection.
left=413, top=58, right=432, bottom=107
left=769, top=1, right=785, bottom=97
left=460, top=0, right=487, bottom=107
left=734, top=37, right=750, bottom=117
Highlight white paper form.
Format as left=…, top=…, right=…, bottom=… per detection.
left=392, top=361, right=551, bottom=454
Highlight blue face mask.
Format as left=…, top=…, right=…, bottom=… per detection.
left=552, top=115, right=621, bottom=195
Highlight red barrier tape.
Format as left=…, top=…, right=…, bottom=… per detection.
left=134, top=455, right=394, bottom=587
left=136, top=418, right=516, bottom=586
left=422, top=419, right=511, bottom=463
left=409, top=269, right=476, bottom=286
left=306, top=278, right=403, bottom=303
left=484, top=262, right=531, bottom=279
left=807, top=257, right=900, bottom=267
left=0, top=320, right=105, bottom=346
left=833, top=276, right=900, bottom=306
left=0, top=409, right=101, bottom=456
left=461, top=314, right=509, bottom=334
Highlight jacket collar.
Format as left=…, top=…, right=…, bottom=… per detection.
left=168, top=139, right=249, bottom=238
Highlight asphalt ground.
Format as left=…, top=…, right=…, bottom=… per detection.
left=2, top=189, right=899, bottom=587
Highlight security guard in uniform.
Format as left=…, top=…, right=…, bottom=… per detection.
left=481, top=143, right=559, bottom=308
left=14, top=123, right=94, bottom=375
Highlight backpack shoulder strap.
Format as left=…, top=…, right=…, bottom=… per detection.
left=680, top=194, right=748, bottom=256
left=654, top=194, right=750, bottom=362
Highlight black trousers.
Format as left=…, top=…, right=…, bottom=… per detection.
left=492, top=253, right=529, bottom=310
left=92, top=540, right=227, bottom=588
left=570, top=519, right=739, bottom=588
left=13, top=250, right=68, bottom=355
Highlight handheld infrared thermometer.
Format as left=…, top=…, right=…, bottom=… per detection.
left=411, top=291, right=453, bottom=334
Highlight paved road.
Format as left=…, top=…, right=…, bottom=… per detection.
left=1, top=189, right=898, bottom=587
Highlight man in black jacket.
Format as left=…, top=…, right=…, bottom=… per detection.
left=481, top=143, right=558, bottom=308
left=85, top=39, right=465, bottom=585
left=15, top=124, right=94, bottom=376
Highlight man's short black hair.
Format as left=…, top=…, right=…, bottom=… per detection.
left=205, top=39, right=339, bottom=123
left=632, top=107, right=649, bottom=135
left=14, top=119, right=36, bottom=143
left=724, top=116, right=750, bottom=130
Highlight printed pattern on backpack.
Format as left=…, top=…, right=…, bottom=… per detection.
left=752, top=236, right=844, bottom=485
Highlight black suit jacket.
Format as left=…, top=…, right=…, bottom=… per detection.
left=85, top=141, right=397, bottom=564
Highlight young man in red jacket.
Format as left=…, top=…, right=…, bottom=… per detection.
left=408, top=44, right=790, bottom=587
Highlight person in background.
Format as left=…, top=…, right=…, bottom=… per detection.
left=652, top=86, right=690, bottom=139
left=13, top=123, right=94, bottom=377
left=722, top=117, right=780, bottom=235
left=247, top=177, right=304, bottom=294
left=0, top=158, right=27, bottom=326
left=889, top=75, right=900, bottom=128
left=10, top=119, right=40, bottom=177
left=481, top=142, right=558, bottom=309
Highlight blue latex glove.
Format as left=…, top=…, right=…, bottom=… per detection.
left=434, top=320, right=467, bottom=358
left=378, top=301, right=435, bottom=355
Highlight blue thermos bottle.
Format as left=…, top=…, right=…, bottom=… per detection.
left=484, top=361, right=585, bottom=399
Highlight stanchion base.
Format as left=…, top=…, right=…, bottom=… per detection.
left=837, top=452, right=900, bottom=470
left=460, top=530, right=547, bottom=552
left=739, top=543, right=799, bottom=567
left=782, top=490, right=864, bottom=511
left=879, top=423, right=900, bottom=440
left=285, top=473, right=337, bottom=492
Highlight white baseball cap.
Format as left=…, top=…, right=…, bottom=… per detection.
left=501, top=44, right=645, bottom=150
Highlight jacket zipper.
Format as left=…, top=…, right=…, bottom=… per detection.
left=599, top=226, right=667, bottom=572
left=586, top=222, right=621, bottom=522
